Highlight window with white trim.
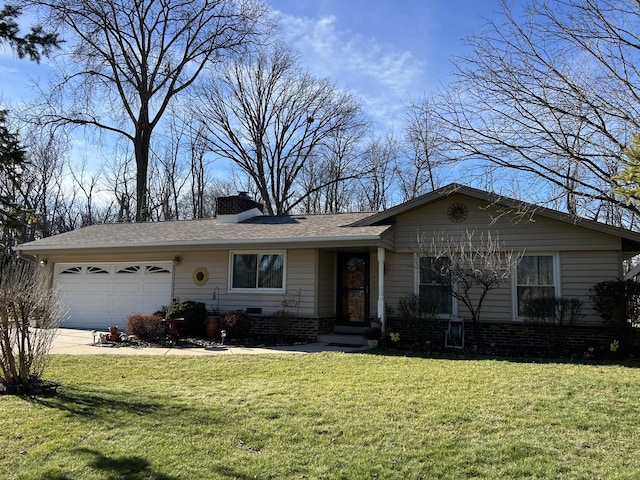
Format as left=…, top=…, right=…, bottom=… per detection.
left=417, top=256, right=453, bottom=315
left=515, top=254, right=559, bottom=317
left=230, top=252, right=285, bottom=290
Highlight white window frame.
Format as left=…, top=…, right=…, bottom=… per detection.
left=228, top=250, right=286, bottom=293
left=512, top=252, right=561, bottom=320
left=413, top=253, right=457, bottom=318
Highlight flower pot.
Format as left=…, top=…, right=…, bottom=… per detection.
left=367, top=339, right=379, bottom=349
left=206, top=316, right=220, bottom=337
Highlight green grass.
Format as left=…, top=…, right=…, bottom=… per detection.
left=2, top=353, right=640, bottom=479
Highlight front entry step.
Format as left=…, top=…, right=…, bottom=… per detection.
left=317, top=333, right=367, bottom=347
left=334, top=325, right=368, bottom=335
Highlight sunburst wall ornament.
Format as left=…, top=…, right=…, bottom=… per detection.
left=447, top=203, right=468, bottom=223
left=193, top=267, right=209, bottom=286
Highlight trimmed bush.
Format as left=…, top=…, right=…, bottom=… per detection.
left=590, top=279, right=640, bottom=355
left=166, top=301, right=207, bottom=336
left=221, top=311, right=252, bottom=339
left=522, top=297, right=583, bottom=327
left=398, top=293, right=438, bottom=347
left=522, top=296, right=584, bottom=354
left=590, top=280, right=640, bottom=331
left=126, top=313, right=164, bottom=340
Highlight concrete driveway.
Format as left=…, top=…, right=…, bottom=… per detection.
left=50, top=328, right=370, bottom=356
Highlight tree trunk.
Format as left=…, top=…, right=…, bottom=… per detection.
left=134, top=120, right=152, bottom=222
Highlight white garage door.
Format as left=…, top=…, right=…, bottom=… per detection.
left=54, top=263, right=173, bottom=329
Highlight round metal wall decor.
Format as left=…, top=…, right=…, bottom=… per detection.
left=447, top=202, right=468, bottom=223
left=193, top=267, right=209, bottom=286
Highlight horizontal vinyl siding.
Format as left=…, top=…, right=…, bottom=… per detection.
left=383, top=252, right=417, bottom=318
left=173, top=251, right=227, bottom=311
left=561, top=251, right=621, bottom=326
left=173, top=249, right=317, bottom=316
left=394, top=195, right=622, bottom=253
left=382, top=249, right=622, bottom=326
left=317, top=250, right=336, bottom=317
left=284, top=249, right=317, bottom=316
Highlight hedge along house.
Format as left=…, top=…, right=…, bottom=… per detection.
left=16, top=184, right=640, bottom=348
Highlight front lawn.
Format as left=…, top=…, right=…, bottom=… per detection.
left=1, top=353, right=639, bottom=479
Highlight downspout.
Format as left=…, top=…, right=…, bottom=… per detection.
left=377, top=247, right=385, bottom=337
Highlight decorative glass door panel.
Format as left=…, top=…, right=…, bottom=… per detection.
left=337, top=253, right=369, bottom=325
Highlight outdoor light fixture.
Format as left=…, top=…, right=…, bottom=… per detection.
left=39, top=259, right=48, bottom=267
left=220, top=330, right=227, bottom=345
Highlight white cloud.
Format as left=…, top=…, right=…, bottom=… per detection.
left=274, top=11, right=426, bottom=130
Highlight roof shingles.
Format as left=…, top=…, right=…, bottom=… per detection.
left=18, top=212, right=390, bottom=252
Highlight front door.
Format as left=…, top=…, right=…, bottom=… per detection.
left=336, top=253, right=370, bottom=326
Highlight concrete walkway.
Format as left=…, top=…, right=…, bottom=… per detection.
left=50, top=328, right=370, bottom=356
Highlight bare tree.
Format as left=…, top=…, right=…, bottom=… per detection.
left=399, top=97, right=451, bottom=200
left=68, top=158, right=102, bottom=227
left=0, top=258, right=67, bottom=394
left=28, top=0, right=270, bottom=221
left=435, top=0, right=640, bottom=225
left=15, top=121, right=71, bottom=244
left=192, top=44, right=369, bottom=215
left=356, top=134, right=400, bottom=211
left=186, top=122, right=211, bottom=219
left=103, top=151, right=135, bottom=223
left=298, top=127, right=365, bottom=214
left=420, top=230, right=523, bottom=344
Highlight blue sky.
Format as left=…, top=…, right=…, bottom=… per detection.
left=268, top=0, right=516, bottom=130
left=0, top=0, right=515, bottom=127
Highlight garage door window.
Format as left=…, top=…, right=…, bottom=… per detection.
left=117, top=266, right=141, bottom=274
left=88, top=266, right=110, bottom=274
left=147, top=265, right=171, bottom=274
left=60, top=266, right=82, bottom=274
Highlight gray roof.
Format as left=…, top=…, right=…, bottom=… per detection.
left=17, top=212, right=391, bottom=254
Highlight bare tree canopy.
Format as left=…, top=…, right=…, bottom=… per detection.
left=435, top=0, right=640, bottom=226
left=27, top=0, right=270, bottom=221
left=400, top=96, right=452, bottom=200
left=191, top=44, right=369, bottom=215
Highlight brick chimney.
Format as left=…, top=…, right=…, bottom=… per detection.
left=216, top=192, right=264, bottom=224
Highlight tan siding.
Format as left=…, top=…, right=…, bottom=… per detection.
left=380, top=228, right=396, bottom=251
left=561, top=251, right=621, bottom=325
left=317, top=250, right=336, bottom=317
left=173, top=249, right=317, bottom=316
left=468, top=283, right=513, bottom=323
left=394, top=195, right=621, bottom=253
left=284, top=249, right=317, bottom=316
left=173, top=251, right=228, bottom=310
left=381, top=248, right=623, bottom=326
left=383, top=252, right=417, bottom=317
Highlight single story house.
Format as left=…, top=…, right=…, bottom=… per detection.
left=16, top=184, right=640, bottom=348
